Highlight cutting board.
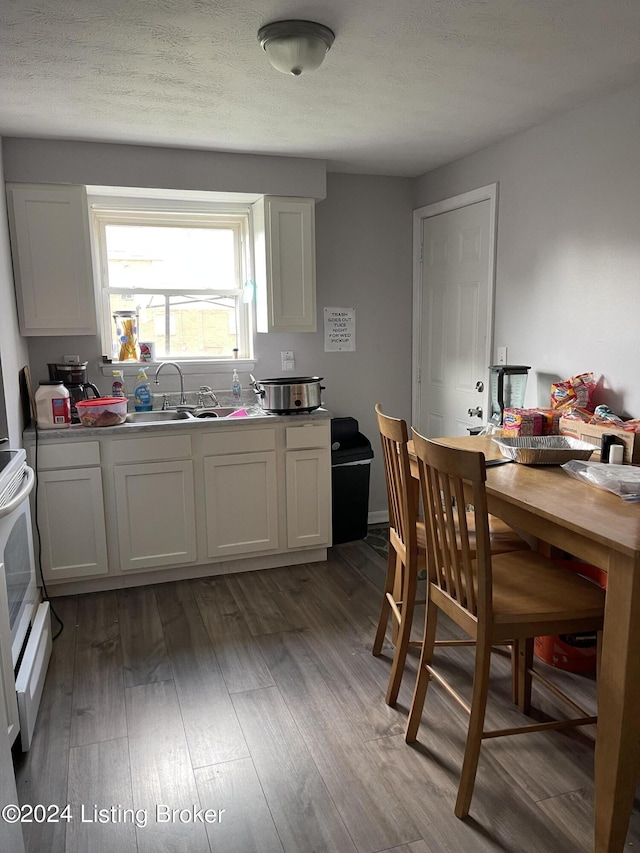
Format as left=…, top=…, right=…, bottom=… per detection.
left=19, top=366, right=36, bottom=428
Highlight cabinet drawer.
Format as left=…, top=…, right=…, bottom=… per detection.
left=112, top=434, right=192, bottom=463
left=203, top=428, right=276, bottom=455
left=35, top=440, right=100, bottom=470
left=286, top=424, right=329, bottom=450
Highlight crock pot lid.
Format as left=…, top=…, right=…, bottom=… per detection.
left=257, top=376, right=322, bottom=384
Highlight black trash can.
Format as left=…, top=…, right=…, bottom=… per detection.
left=331, top=417, right=374, bottom=545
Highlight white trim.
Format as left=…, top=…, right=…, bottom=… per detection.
left=99, top=359, right=257, bottom=379
left=411, top=184, right=498, bottom=429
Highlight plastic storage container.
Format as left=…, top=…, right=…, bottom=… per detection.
left=534, top=561, right=608, bottom=673
left=35, top=381, right=71, bottom=429
left=331, top=417, right=374, bottom=545
left=75, top=397, right=128, bottom=427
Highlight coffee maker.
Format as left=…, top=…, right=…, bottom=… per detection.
left=47, top=362, right=101, bottom=424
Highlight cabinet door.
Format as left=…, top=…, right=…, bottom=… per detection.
left=204, top=452, right=278, bottom=557
left=6, top=184, right=97, bottom=336
left=114, top=461, right=196, bottom=571
left=38, top=467, right=109, bottom=581
left=285, top=448, right=331, bottom=548
left=253, top=196, right=316, bottom=333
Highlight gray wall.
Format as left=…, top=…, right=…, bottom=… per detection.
left=0, top=138, right=29, bottom=445
left=3, top=138, right=327, bottom=200
left=414, top=78, right=640, bottom=417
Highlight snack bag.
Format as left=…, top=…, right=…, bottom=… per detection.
left=502, top=408, right=543, bottom=436
left=534, top=408, right=562, bottom=435
left=571, top=372, right=597, bottom=411
left=550, top=372, right=596, bottom=411
left=550, top=379, right=576, bottom=409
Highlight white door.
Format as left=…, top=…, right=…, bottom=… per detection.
left=413, top=185, right=497, bottom=437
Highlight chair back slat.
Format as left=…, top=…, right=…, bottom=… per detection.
left=375, top=405, right=417, bottom=560
left=412, top=428, right=492, bottom=621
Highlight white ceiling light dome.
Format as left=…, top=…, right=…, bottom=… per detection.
left=257, top=20, right=335, bottom=76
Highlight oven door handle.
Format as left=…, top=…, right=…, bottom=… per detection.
left=0, top=466, right=35, bottom=519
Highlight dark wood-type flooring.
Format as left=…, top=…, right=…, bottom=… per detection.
left=13, top=535, right=640, bottom=852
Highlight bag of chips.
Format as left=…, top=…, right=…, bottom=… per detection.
left=550, top=372, right=596, bottom=411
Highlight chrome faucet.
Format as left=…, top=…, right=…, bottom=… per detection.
left=154, top=361, right=187, bottom=406
left=197, top=386, right=219, bottom=408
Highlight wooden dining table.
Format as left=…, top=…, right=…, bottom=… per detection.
left=408, top=434, right=640, bottom=853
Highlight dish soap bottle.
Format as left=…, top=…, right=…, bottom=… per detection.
left=112, top=370, right=126, bottom=399
left=231, top=369, right=242, bottom=403
left=133, top=367, right=153, bottom=412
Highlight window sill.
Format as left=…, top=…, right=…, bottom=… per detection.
left=100, top=358, right=257, bottom=378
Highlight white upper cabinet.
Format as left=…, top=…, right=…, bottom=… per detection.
left=6, top=183, right=97, bottom=336
left=253, top=196, right=317, bottom=333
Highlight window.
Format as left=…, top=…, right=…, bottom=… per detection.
left=90, top=201, right=253, bottom=363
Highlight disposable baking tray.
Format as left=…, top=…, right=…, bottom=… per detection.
left=492, top=435, right=596, bottom=465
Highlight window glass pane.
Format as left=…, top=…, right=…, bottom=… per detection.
left=104, top=224, right=237, bottom=290
left=109, top=293, right=239, bottom=360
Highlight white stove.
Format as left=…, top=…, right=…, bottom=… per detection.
left=0, top=446, right=51, bottom=751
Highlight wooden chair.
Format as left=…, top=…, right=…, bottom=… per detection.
left=372, top=404, right=527, bottom=707
left=372, top=404, right=424, bottom=705
left=405, top=429, right=605, bottom=819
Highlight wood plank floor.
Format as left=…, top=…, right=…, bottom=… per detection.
left=12, top=535, right=640, bottom=852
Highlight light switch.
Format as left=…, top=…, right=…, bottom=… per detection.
left=497, top=347, right=507, bottom=365
left=281, top=351, right=295, bottom=371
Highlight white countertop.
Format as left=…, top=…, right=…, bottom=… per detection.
left=24, top=406, right=332, bottom=441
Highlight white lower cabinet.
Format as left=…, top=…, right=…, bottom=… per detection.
left=114, top=460, right=196, bottom=571
left=204, top=452, right=278, bottom=557
left=285, top=448, right=331, bottom=548
left=38, top=466, right=109, bottom=581
left=28, top=416, right=331, bottom=590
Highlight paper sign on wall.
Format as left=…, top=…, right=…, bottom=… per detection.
left=324, top=307, right=356, bottom=352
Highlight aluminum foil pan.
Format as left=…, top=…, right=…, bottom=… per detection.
left=492, top=435, right=596, bottom=465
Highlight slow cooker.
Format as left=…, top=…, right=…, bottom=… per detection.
left=250, top=376, right=325, bottom=414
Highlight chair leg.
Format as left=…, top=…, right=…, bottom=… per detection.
left=373, top=546, right=397, bottom=656
left=517, top=637, right=534, bottom=715
left=511, top=640, right=519, bottom=704
left=455, top=634, right=492, bottom=819
left=405, top=597, right=438, bottom=742
left=386, top=553, right=416, bottom=706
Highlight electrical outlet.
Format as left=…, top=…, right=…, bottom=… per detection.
left=497, top=347, right=507, bottom=365
left=281, top=350, right=295, bottom=371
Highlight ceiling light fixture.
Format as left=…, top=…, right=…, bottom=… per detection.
left=257, top=20, right=335, bottom=76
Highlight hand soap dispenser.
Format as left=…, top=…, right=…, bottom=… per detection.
left=231, top=369, right=242, bottom=403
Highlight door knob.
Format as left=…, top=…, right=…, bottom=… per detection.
left=475, top=381, right=484, bottom=392
left=467, top=407, right=483, bottom=418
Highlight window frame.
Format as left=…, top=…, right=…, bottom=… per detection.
left=88, top=195, right=255, bottom=369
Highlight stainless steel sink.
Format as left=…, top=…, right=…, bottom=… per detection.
left=125, top=410, right=194, bottom=423
left=193, top=407, right=240, bottom=419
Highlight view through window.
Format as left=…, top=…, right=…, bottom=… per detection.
left=91, top=206, right=252, bottom=361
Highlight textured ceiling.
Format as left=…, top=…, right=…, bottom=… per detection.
left=1, top=1, right=640, bottom=176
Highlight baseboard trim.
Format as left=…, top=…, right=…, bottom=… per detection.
left=367, top=511, right=388, bottom=525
